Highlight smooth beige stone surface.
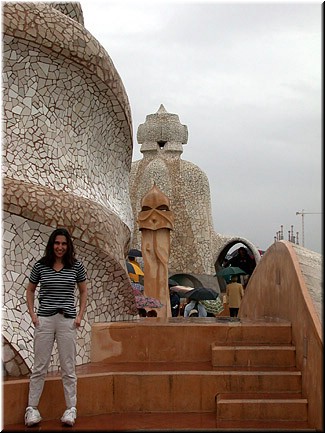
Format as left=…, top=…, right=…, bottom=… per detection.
left=138, top=184, right=174, bottom=318
left=239, top=240, right=323, bottom=431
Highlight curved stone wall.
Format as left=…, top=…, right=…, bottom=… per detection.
left=49, top=2, right=84, bottom=25
left=239, top=241, right=323, bottom=430
left=2, top=2, right=138, bottom=375
left=3, top=2, right=133, bottom=228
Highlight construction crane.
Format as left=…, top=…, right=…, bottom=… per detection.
left=295, top=209, right=322, bottom=247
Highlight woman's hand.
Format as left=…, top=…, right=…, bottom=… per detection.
left=31, top=313, right=39, bottom=327
left=74, top=315, right=82, bottom=328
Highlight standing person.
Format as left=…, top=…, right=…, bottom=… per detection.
left=225, top=247, right=255, bottom=276
left=24, top=228, right=88, bottom=427
left=127, top=255, right=144, bottom=284
left=169, top=289, right=181, bottom=317
left=226, top=275, right=244, bottom=317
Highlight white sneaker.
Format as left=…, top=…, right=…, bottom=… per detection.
left=61, top=407, right=77, bottom=426
left=25, top=406, right=41, bottom=426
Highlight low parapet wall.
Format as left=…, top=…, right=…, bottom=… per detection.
left=239, top=241, right=323, bottom=431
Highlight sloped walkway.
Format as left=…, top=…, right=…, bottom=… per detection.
left=2, top=410, right=314, bottom=431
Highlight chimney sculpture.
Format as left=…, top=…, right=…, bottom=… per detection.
left=137, top=183, right=174, bottom=318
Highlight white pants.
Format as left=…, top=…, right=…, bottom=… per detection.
left=28, top=313, right=77, bottom=408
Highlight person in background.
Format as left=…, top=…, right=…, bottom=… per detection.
left=179, top=301, right=186, bottom=317
left=24, top=228, right=88, bottom=427
left=169, top=289, right=181, bottom=317
left=184, top=299, right=207, bottom=317
left=224, top=247, right=255, bottom=288
left=138, top=308, right=147, bottom=317
left=225, top=247, right=255, bottom=276
left=226, top=275, right=244, bottom=317
left=127, top=255, right=144, bottom=284
left=146, top=309, right=158, bottom=317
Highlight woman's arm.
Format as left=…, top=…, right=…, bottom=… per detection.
left=26, top=281, right=39, bottom=326
left=75, top=280, right=87, bottom=327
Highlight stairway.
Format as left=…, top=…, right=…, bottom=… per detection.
left=210, top=321, right=309, bottom=429
left=2, top=317, right=313, bottom=430
left=211, top=341, right=308, bottom=429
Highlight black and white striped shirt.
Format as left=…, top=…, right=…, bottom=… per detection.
left=29, top=260, right=86, bottom=318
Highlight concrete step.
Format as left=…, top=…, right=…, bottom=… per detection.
left=216, top=419, right=314, bottom=431
left=90, top=319, right=293, bottom=363
left=3, top=366, right=303, bottom=424
left=216, top=393, right=308, bottom=422
left=211, top=345, right=296, bottom=367
left=3, top=319, right=303, bottom=428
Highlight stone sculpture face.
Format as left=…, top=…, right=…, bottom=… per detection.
left=138, top=205, right=174, bottom=231
left=137, top=184, right=174, bottom=231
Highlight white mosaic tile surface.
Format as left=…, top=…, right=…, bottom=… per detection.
left=130, top=105, right=262, bottom=275
left=2, top=2, right=138, bottom=376
left=2, top=1, right=133, bottom=228
left=291, top=244, right=323, bottom=325
left=2, top=213, right=138, bottom=374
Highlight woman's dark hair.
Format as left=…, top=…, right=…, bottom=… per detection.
left=39, top=228, right=76, bottom=268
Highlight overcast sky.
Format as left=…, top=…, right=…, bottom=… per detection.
left=80, top=1, right=322, bottom=254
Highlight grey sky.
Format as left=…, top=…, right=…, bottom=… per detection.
left=81, top=1, right=322, bottom=254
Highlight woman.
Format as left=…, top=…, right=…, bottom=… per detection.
left=24, top=228, right=87, bottom=427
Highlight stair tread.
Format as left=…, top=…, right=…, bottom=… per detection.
left=79, top=361, right=300, bottom=373
left=45, top=363, right=302, bottom=379
left=3, top=363, right=301, bottom=382
left=216, top=419, right=314, bottom=430
left=3, top=365, right=303, bottom=385
left=218, top=398, right=308, bottom=403
left=212, top=345, right=295, bottom=349
left=217, top=392, right=303, bottom=399
left=74, top=363, right=301, bottom=376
